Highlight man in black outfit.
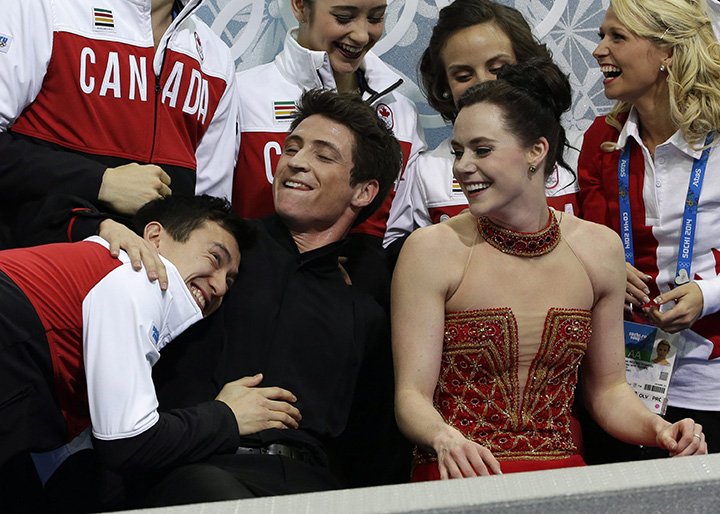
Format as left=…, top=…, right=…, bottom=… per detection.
left=140, top=89, right=407, bottom=506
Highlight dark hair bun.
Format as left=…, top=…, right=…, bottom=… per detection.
left=496, top=57, right=571, bottom=120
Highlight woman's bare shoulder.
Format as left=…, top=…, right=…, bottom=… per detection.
left=559, top=211, right=623, bottom=257
left=559, top=211, right=626, bottom=291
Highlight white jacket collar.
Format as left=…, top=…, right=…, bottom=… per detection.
left=276, top=29, right=403, bottom=95
left=619, top=107, right=707, bottom=160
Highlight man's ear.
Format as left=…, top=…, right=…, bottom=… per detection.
left=351, top=179, right=379, bottom=208
left=143, top=221, right=163, bottom=249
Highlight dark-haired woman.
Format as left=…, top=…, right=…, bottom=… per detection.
left=392, top=58, right=707, bottom=482
left=411, top=0, right=578, bottom=227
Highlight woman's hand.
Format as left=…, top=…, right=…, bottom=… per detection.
left=433, top=426, right=502, bottom=479
left=643, top=282, right=703, bottom=333
left=656, top=418, right=707, bottom=456
left=625, top=262, right=652, bottom=312
left=98, top=219, right=168, bottom=290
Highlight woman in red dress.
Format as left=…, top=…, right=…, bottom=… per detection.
left=392, top=58, right=707, bottom=481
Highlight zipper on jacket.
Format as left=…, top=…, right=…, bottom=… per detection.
left=148, top=0, right=201, bottom=162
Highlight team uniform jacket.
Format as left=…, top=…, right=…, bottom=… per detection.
left=0, top=0, right=238, bottom=208
left=412, top=137, right=581, bottom=227
left=0, top=236, right=239, bottom=470
left=232, top=29, right=426, bottom=245
left=579, top=111, right=720, bottom=411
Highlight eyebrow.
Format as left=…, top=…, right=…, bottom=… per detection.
left=213, top=241, right=232, bottom=261
left=331, top=4, right=387, bottom=11
left=451, top=136, right=497, bottom=147
left=212, top=241, right=238, bottom=281
left=447, top=54, right=513, bottom=69
left=285, top=134, right=344, bottom=160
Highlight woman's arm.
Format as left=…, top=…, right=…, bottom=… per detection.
left=392, top=225, right=501, bottom=478
left=579, top=223, right=707, bottom=455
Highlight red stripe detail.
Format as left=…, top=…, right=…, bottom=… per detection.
left=67, top=216, right=77, bottom=242
left=429, top=205, right=467, bottom=224
left=0, top=242, right=122, bottom=440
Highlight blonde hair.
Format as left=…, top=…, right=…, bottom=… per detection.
left=604, top=0, right=720, bottom=150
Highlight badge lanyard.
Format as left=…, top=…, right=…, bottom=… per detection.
left=617, top=133, right=714, bottom=286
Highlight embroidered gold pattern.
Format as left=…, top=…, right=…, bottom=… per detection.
left=414, top=308, right=592, bottom=467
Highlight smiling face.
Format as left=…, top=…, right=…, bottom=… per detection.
left=293, top=0, right=386, bottom=77
left=151, top=220, right=241, bottom=317
left=273, top=114, right=375, bottom=235
left=451, top=102, right=546, bottom=220
left=441, top=22, right=516, bottom=107
left=593, top=6, right=671, bottom=106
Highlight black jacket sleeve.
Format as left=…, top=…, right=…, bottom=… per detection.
left=0, top=131, right=106, bottom=203
left=10, top=195, right=117, bottom=247
left=92, top=401, right=240, bottom=472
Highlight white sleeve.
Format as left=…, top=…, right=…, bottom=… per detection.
left=383, top=104, right=427, bottom=247
left=0, top=0, right=54, bottom=130
left=696, top=275, right=720, bottom=318
left=83, top=264, right=165, bottom=441
left=194, top=55, right=239, bottom=200
left=410, top=152, right=434, bottom=229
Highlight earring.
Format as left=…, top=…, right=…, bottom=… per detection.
left=660, top=64, right=666, bottom=72
left=528, top=164, right=537, bottom=174
left=442, top=91, right=450, bottom=99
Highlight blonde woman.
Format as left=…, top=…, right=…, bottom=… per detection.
left=579, top=0, right=720, bottom=452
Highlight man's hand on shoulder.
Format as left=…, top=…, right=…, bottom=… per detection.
left=98, top=219, right=168, bottom=290
left=215, top=374, right=302, bottom=435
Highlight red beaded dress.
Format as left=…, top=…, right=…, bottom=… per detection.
left=412, top=211, right=594, bottom=480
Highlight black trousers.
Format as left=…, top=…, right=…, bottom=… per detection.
left=0, top=271, right=66, bottom=466
left=139, top=453, right=342, bottom=508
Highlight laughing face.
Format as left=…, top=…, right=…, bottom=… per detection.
left=152, top=221, right=240, bottom=317
left=451, top=102, right=545, bottom=221
left=293, top=0, right=386, bottom=77
left=593, top=6, right=671, bottom=106
left=273, top=114, right=375, bottom=234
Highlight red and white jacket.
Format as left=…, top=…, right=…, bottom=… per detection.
left=412, top=137, right=581, bottom=228
left=232, top=29, right=426, bottom=245
left=0, top=0, right=238, bottom=202
left=579, top=111, right=720, bottom=411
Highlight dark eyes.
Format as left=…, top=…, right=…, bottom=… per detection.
left=333, top=13, right=384, bottom=24
left=451, top=148, right=491, bottom=159
left=598, top=30, right=625, bottom=41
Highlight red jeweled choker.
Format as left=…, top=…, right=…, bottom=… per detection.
left=477, top=210, right=560, bottom=257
